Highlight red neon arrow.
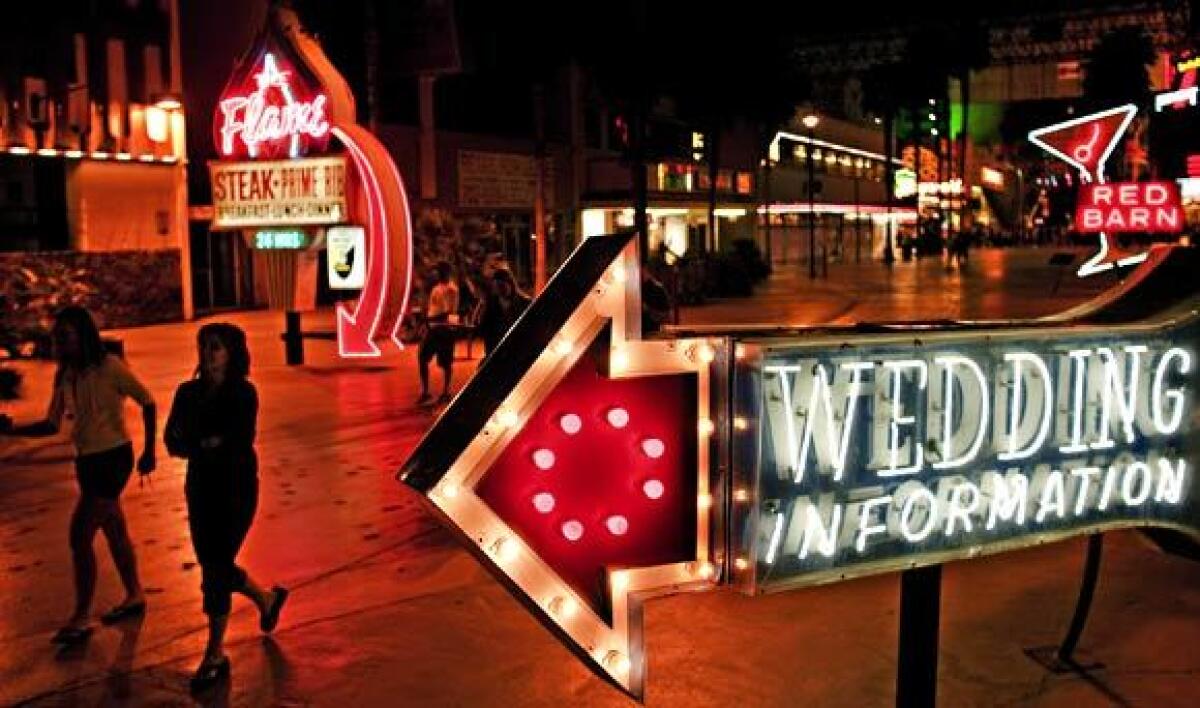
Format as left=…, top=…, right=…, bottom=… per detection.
left=334, top=124, right=389, bottom=357
left=400, top=234, right=716, bottom=698
left=274, top=9, right=414, bottom=358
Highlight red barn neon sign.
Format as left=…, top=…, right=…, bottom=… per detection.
left=1076, top=182, right=1183, bottom=233
left=1029, top=105, right=1151, bottom=277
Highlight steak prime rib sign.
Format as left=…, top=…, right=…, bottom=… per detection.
left=399, top=233, right=1200, bottom=699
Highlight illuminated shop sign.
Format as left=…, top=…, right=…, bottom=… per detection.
left=215, top=52, right=331, bottom=160
left=1029, top=105, right=1148, bottom=277
left=210, top=156, right=347, bottom=228
left=1156, top=51, right=1199, bottom=112
left=403, top=232, right=1200, bottom=698
left=1075, top=182, right=1183, bottom=233
left=326, top=225, right=366, bottom=289
left=981, top=166, right=1005, bottom=190
left=253, top=229, right=308, bottom=249
left=894, top=168, right=917, bottom=199
left=741, top=325, right=1195, bottom=590
left=402, top=232, right=1200, bottom=699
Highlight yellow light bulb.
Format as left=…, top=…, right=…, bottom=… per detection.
left=611, top=348, right=629, bottom=372
left=497, top=409, right=519, bottom=428
left=698, top=418, right=715, bottom=436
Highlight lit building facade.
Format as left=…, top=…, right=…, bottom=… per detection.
left=0, top=0, right=191, bottom=333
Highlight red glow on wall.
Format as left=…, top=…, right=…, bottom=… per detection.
left=475, top=343, right=697, bottom=616
left=214, top=50, right=331, bottom=160
left=1076, top=182, right=1183, bottom=233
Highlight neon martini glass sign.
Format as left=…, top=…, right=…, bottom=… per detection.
left=1028, top=105, right=1146, bottom=277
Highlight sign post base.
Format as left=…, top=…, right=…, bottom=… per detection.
left=896, top=564, right=942, bottom=708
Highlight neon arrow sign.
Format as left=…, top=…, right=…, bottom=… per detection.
left=213, top=10, right=414, bottom=358
left=1028, top=105, right=1146, bottom=277
left=400, top=232, right=1200, bottom=699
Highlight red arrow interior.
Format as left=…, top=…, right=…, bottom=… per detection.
left=476, top=339, right=697, bottom=620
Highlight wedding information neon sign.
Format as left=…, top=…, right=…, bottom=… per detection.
left=737, top=319, right=1197, bottom=591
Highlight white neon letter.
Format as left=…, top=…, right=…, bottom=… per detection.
left=855, top=496, right=893, bottom=553
left=983, top=471, right=1029, bottom=530
left=794, top=362, right=872, bottom=483
left=1069, top=466, right=1102, bottom=516
left=1060, top=349, right=1093, bottom=454
left=1151, top=347, right=1191, bottom=435
left=999, top=351, right=1054, bottom=461
left=1121, top=461, right=1154, bottom=506
left=1093, top=345, right=1147, bottom=448
left=881, top=360, right=928, bottom=476
left=799, top=503, right=844, bottom=560
left=763, top=512, right=785, bottom=565
left=1098, top=465, right=1121, bottom=511
left=1036, top=470, right=1067, bottom=523
left=933, top=355, right=990, bottom=469
left=1155, top=458, right=1187, bottom=504
left=944, top=481, right=981, bottom=537
left=899, top=487, right=939, bottom=543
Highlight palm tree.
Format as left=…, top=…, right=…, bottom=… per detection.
left=1083, top=27, right=1155, bottom=109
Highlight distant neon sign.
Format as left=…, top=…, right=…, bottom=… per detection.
left=216, top=52, right=331, bottom=159
left=1076, top=182, right=1183, bottom=233
left=1029, top=105, right=1148, bottom=277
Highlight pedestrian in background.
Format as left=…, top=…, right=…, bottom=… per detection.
left=478, top=268, right=531, bottom=358
left=0, top=306, right=156, bottom=644
left=165, top=323, right=287, bottom=693
left=641, top=266, right=672, bottom=334
left=417, top=261, right=459, bottom=405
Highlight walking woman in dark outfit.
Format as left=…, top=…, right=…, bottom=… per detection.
left=165, top=323, right=287, bottom=692
left=0, top=306, right=155, bottom=643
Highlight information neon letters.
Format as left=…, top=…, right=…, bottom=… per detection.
left=751, top=335, right=1195, bottom=587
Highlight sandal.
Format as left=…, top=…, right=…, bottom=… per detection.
left=100, top=601, right=146, bottom=625
left=50, top=625, right=94, bottom=645
left=261, top=586, right=289, bottom=633
left=189, top=655, right=230, bottom=694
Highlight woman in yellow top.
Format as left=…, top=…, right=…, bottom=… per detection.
left=0, top=306, right=157, bottom=644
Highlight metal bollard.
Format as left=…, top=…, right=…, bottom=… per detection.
left=284, top=311, right=304, bottom=366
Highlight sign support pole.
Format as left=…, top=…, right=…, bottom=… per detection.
left=896, top=564, right=942, bottom=708
left=1057, top=533, right=1104, bottom=664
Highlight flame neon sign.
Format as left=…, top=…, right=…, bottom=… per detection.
left=216, top=53, right=331, bottom=160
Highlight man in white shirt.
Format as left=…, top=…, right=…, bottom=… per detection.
left=418, top=261, right=460, bottom=405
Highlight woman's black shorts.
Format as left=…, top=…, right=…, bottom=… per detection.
left=75, top=442, right=134, bottom=499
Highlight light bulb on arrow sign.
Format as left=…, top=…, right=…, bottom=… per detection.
left=399, top=232, right=718, bottom=698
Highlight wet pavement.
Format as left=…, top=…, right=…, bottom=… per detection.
left=1, top=246, right=1196, bottom=707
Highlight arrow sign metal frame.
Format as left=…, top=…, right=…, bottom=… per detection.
left=401, top=233, right=1200, bottom=700
left=400, top=232, right=720, bottom=697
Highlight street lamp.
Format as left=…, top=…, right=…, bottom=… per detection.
left=802, top=113, right=819, bottom=279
